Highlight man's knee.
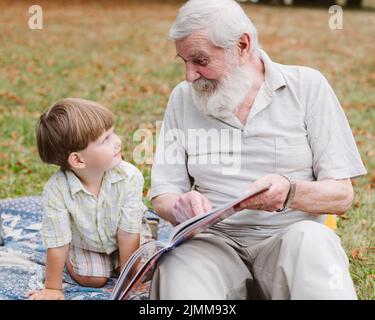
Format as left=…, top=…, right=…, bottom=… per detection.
left=284, top=220, right=337, bottom=243
left=280, top=220, right=347, bottom=259
left=151, top=253, right=225, bottom=299
left=275, top=221, right=356, bottom=299
left=281, top=220, right=349, bottom=266
left=150, top=235, right=248, bottom=299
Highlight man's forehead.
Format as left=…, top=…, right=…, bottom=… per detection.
left=176, top=50, right=210, bottom=60
left=175, top=30, right=216, bottom=53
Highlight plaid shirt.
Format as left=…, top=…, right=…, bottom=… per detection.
left=42, top=161, right=146, bottom=254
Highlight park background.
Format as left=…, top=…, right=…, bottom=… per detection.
left=0, top=0, right=374, bottom=299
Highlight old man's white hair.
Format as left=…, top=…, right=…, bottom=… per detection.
left=170, top=0, right=259, bottom=52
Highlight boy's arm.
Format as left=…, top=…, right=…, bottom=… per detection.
left=27, top=245, right=69, bottom=300
left=117, top=229, right=140, bottom=271
left=45, top=245, right=70, bottom=289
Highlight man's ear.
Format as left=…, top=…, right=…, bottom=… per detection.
left=237, top=33, right=251, bottom=62
left=67, top=152, right=86, bottom=170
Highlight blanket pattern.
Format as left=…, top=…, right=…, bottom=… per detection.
left=0, top=196, right=172, bottom=300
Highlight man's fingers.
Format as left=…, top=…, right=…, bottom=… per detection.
left=174, top=191, right=213, bottom=223
left=239, top=192, right=270, bottom=210
left=191, top=200, right=204, bottom=216
left=240, top=196, right=259, bottom=209
left=190, top=196, right=205, bottom=216
left=202, top=196, right=213, bottom=212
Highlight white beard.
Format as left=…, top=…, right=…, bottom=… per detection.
left=191, top=64, right=253, bottom=119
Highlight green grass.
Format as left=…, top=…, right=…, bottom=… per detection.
left=0, top=0, right=374, bottom=299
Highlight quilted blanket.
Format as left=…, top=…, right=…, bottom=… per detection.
left=0, top=196, right=172, bottom=300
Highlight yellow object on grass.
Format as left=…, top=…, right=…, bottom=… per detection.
left=324, top=215, right=337, bottom=231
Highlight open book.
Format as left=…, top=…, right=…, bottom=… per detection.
left=110, top=182, right=271, bottom=300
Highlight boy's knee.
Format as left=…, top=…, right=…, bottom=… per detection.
left=76, top=276, right=109, bottom=288
left=66, top=260, right=109, bottom=287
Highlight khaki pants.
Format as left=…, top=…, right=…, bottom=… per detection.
left=150, top=220, right=357, bottom=300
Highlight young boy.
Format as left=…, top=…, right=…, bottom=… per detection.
left=28, top=98, right=146, bottom=300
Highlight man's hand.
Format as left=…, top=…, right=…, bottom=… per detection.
left=236, top=174, right=291, bottom=212
left=172, top=190, right=213, bottom=223
left=27, top=288, right=65, bottom=300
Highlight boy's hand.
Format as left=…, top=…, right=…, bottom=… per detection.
left=27, top=288, right=65, bottom=300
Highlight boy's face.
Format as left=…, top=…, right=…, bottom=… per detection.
left=79, top=127, right=122, bottom=172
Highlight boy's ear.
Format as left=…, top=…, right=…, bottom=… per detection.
left=67, top=152, right=86, bottom=170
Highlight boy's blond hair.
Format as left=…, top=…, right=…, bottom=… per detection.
left=36, top=98, right=115, bottom=171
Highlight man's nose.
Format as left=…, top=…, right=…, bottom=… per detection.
left=185, top=63, right=200, bottom=82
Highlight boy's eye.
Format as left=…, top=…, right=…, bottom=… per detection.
left=103, top=135, right=110, bottom=143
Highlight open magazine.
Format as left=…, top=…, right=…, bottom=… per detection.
left=110, top=182, right=271, bottom=300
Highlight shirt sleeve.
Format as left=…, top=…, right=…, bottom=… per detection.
left=303, top=70, right=367, bottom=180
left=41, top=180, right=72, bottom=248
left=149, top=84, right=193, bottom=199
left=118, top=168, right=147, bottom=234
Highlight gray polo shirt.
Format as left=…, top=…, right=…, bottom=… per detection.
left=150, top=49, right=367, bottom=240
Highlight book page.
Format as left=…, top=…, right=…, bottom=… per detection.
left=111, top=240, right=167, bottom=300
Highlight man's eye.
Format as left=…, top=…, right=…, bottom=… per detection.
left=194, top=59, right=208, bottom=66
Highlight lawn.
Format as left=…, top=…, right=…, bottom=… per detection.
left=0, top=0, right=374, bottom=299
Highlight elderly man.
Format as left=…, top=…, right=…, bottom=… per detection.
left=149, top=0, right=367, bottom=299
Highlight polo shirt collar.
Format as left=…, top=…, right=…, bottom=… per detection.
left=257, top=48, right=286, bottom=92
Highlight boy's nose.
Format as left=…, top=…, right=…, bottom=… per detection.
left=114, top=134, right=122, bottom=148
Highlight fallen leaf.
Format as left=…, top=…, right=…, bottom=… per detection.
left=351, top=248, right=360, bottom=259
left=339, top=214, right=349, bottom=220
